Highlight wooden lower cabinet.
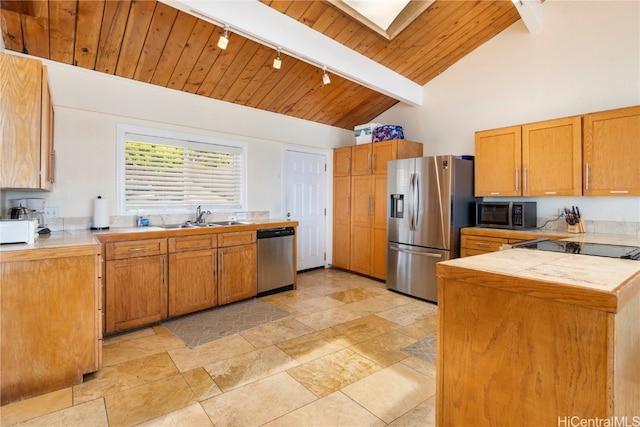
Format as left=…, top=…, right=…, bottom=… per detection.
left=218, top=231, right=257, bottom=305
left=0, top=251, right=101, bottom=405
left=104, top=239, right=167, bottom=334
left=460, top=228, right=570, bottom=257
left=168, top=235, right=217, bottom=317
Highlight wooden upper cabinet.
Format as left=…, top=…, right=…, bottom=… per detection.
left=583, top=105, right=640, bottom=196
left=0, top=52, right=55, bottom=190
left=351, top=144, right=374, bottom=175
left=333, top=146, right=351, bottom=176
left=522, top=116, right=582, bottom=196
left=351, top=140, right=423, bottom=176
left=474, top=126, right=522, bottom=197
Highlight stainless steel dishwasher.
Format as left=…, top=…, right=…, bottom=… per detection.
left=256, top=227, right=295, bottom=296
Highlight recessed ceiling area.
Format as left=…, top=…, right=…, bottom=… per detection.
left=327, top=0, right=435, bottom=40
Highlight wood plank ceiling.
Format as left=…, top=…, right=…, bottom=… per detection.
left=0, top=0, right=521, bottom=130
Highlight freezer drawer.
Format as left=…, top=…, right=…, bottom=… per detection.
left=386, top=243, right=450, bottom=303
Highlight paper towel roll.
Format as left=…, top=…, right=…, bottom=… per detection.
left=92, top=196, right=110, bottom=230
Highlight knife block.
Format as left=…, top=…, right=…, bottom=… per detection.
left=567, top=218, right=585, bottom=233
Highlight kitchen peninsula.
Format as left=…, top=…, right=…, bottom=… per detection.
left=436, top=235, right=640, bottom=426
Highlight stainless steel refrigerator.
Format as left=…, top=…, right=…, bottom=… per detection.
left=387, top=155, right=478, bottom=303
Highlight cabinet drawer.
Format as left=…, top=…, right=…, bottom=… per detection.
left=168, top=235, right=217, bottom=253
left=461, top=235, right=507, bottom=253
left=218, top=231, right=256, bottom=247
left=105, top=239, right=167, bottom=260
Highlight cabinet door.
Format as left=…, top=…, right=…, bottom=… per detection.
left=350, top=175, right=372, bottom=275
left=105, top=255, right=166, bottom=333
left=474, top=126, right=522, bottom=196
left=371, top=141, right=396, bottom=175
left=371, top=174, right=388, bottom=280
left=169, top=249, right=217, bottom=317
left=332, top=175, right=351, bottom=269
left=40, top=65, right=55, bottom=191
left=583, top=106, right=640, bottom=196
left=351, top=144, right=373, bottom=175
left=333, top=146, right=352, bottom=176
left=218, top=244, right=257, bottom=305
left=0, top=53, right=42, bottom=189
left=522, top=116, right=582, bottom=196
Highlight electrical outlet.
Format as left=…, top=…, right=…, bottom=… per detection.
left=44, top=207, right=59, bottom=218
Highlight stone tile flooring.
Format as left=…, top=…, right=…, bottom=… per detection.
left=1, top=268, right=438, bottom=427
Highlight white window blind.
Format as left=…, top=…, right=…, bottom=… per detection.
left=118, top=126, right=245, bottom=214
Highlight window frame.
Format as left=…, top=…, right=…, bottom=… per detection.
left=116, top=124, right=248, bottom=215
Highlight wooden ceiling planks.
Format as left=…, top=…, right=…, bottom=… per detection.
left=0, top=0, right=520, bottom=129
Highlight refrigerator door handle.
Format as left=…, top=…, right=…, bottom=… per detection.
left=389, top=245, right=443, bottom=258
left=413, top=173, right=420, bottom=229
left=408, top=173, right=415, bottom=231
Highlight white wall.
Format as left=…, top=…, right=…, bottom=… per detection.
left=2, top=57, right=352, bottom=219
left=375, top=0, right=640, bottom=227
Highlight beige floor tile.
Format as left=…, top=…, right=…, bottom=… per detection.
left=285, top=295, right=345, bottom=314
left=200, top=372, right=316, bottom=427
left=259, top=289, right=318, bottom=307
left=338, top=294, right=411, bottom=318
left=181, top=368, right=222, bottom=401
left=205, top=345, right=299, bottom=391
left=387, top=395, right=436, bottom=427
left=8, top=399, right=108, bottom=427
left=102, top=329, right=185, bottom=368
left=0, top=388, right=72, bottom=426
left=263, top=391, right=385, bottom=427
left=103, top=327, right=156, bottom=346
left=167, top=334, right=255, bottom=372
left=350, top=331, right=416, bottom=367
left=136, top=403, right=213, bottom=427
left=328, top=287, right=382, bottom=304
left=287, top=348, right=382, bottom=398
left=376, top=301, right=438, bottom=326
left=276, top=328, right=356, bottom=363
left=400, top=355, right=437, bottom=379
left=295, top=306, right=361, bottom=331
left=240, top=317, right=315, bottom=348
left=396, top=314, right=437, bottom=340
left=73, top=352, right=179, bottom=404
left=342, top=362, right=436, bottom=423
left=104, top=375, right=195, bottom=427
left=331, top=314, right=401, bottom=343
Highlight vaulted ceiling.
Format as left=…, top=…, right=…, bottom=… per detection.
left=0, top=0, right=522, bottom=129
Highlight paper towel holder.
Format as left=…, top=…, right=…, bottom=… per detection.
left=91, top=195, right=110, bottom=231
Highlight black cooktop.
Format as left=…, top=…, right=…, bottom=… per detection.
left=519, top=239, right=640, bottom=260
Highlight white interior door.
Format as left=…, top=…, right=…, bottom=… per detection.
left=284, top=149, right=327, bottom=271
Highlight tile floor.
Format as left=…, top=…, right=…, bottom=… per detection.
left=1, top=268, right=438, bottom=427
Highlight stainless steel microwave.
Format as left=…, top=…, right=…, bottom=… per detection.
left=475, top=202, right=537, bottom=230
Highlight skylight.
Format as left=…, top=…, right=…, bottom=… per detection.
left=343, top=0, right=411, bottom=31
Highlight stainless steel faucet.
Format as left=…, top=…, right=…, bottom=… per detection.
left=195, top=205, right=209, bottom=224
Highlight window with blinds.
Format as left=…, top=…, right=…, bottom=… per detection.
left=117, top=125, right=246, bottom=214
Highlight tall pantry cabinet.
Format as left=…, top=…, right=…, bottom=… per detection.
left=333, top=140, right=423, bottom=280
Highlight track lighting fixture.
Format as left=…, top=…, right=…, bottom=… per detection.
left=273, top=48, right=282, bottom=69
left=217, top=25, right=229, bottom=50
left=322, top=66, right=331, bottom=85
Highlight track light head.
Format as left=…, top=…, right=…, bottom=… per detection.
left=218, top=25, right=229, bottom=50
left=273, top=48, right=282, bottom=69
left=322, top=66, right=331, bottom=85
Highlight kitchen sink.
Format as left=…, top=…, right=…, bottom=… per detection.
left=159, top=221, right=252, bottom=229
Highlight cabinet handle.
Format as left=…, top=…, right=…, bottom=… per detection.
left=50, top=150, right=56, bottom=183
left=515, top=168, right=519, bottom=191
left=163, top=256, right=167, bottom=287
left=347, top=156, right=351, bottom=173
left=585, top=163, right=589, bottom=190
left=610, top=190, right=629, bottom=194
left=474, top=242, right=491, bottom=247
left=367, top=153, right=372, bottom=171
left=523, top=167, right=527, bottom=191
left=128, top=247, right=148, bottom=253
left=372, top=153, right=376, bottom=171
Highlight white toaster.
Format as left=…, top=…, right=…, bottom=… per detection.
left=0, top=219, right=37, bottom=244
